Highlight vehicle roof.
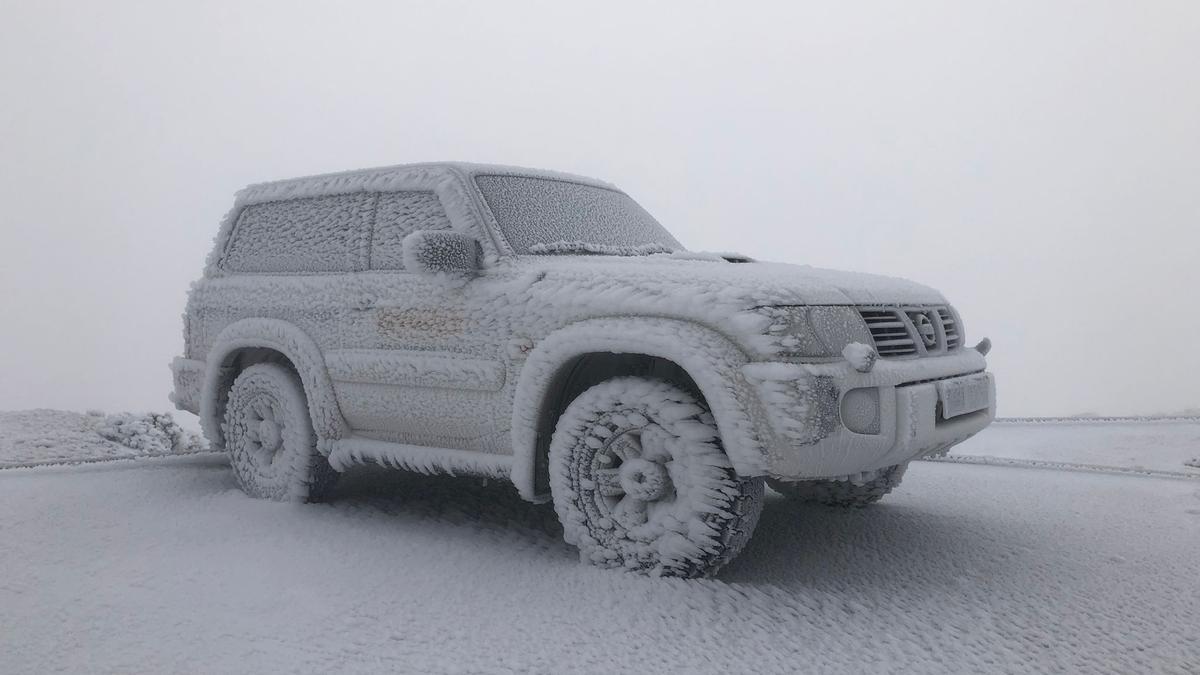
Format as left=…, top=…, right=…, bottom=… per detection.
left=208, top=162, right=625, bottom=275
left=241, top=161, right=619, bottom=196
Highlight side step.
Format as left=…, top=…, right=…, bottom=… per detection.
left=327, top=436, right=513, bottom=480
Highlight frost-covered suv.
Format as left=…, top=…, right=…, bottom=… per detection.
left=172, top=162, right=995, bottom=577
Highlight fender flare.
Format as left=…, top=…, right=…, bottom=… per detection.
left=510, top=318, right=769, bottom=500
left=199, top=318, right=349, bottom=452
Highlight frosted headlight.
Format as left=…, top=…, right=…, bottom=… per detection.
left=757, top=306, right=873, bottom=358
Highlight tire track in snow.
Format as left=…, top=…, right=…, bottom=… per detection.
left=5, top=451, right=1198, bottom=485
left=0, top=450, right=217, bottom=471
left=923, top=454, right=1200, bottom=481
left=995, top=415, right=1200, bottom=424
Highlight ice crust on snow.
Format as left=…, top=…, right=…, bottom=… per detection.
left=2, top=426, right=1199, bottom=673
left=98, top=412, right=206, bottom=455
left=952, top=419, right=1200, bottom=475
left=0, top=410, right=205, bottom=467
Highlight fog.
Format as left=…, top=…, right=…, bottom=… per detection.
left=1, top=1, right=1197, bottom=417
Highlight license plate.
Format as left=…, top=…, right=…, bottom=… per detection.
left=937, top=374, right=991, bottom=419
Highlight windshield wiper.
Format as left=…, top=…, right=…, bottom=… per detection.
left=527, top=241, right=674, bottom=256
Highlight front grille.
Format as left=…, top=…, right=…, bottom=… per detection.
left=937, top=308, right=961, bottom=349
left=859, top=306, right=962, bottom=358
left=859, top=309, right=917, bottom=357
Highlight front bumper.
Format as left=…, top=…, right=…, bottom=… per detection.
left=169, top=356, right=205, bottom=414
left=742, top=349, right=995, bottom=480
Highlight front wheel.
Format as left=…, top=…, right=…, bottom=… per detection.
left=549, top=377, right=763, bottom=578
left=768, top=463, right=908, bottom=507
left=223, top=363, right=338, bottom=502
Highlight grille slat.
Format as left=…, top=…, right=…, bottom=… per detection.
left=859, top=306, right=962, bottom=359
left=860, top=308, right=917, bottom=356
left=937, top=308, right=962, bottom=349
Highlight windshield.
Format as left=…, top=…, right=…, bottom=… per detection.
left=475, top=175, right=683, bottom=255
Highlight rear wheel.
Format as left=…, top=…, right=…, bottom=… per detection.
left=223, top=363, right=338, bottom=501
left=549, top=377, right=763, bottom=578
left=768, top=463, right=907, bottom=507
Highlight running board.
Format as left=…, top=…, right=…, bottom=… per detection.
left=326, top=437, right=513, bottom=480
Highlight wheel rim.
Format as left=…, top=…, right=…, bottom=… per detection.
left=242, top=397, right=285, bottom=468
left=590, top=422, right=679, bottom=533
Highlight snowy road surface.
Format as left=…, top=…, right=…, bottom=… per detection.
left=950, top=418, right=1200, bottom=476
left=3, top=448, right=1198, bottom=673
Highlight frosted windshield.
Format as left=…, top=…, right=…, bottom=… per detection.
left=475, top=175, right=683, bottom=255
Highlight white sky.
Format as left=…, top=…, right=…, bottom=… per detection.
left=1, top=1, right=1197, bottom=416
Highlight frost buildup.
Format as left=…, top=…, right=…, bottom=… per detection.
left=221, top=194, right=374, bottom=273
left=173, top=161, right=996, bottom=578
left=528, top=241, right=673, bottom=256
left=98, top=413, right=206, bottom=455
left=401, top=230, right=481, bottom=273
left=842, top=342, right=878, bottom=373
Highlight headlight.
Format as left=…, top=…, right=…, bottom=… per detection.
left=756, top=306, right=873, bottom=359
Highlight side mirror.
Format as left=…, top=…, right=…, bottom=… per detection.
left=402, top=230, right=481, bottom=274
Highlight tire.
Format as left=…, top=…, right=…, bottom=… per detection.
left=768, top=463, right=907, bottom=507
left=549, top=377, right=763, bottom=578
left=223, top=363, right=338, bottom=502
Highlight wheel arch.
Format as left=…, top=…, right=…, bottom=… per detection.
left=199, top=318, right=348, bottom=452
left=510, top=318, right=769, bottom=501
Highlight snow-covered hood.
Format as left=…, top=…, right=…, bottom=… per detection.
left=512, top=254, right=948, bottom=308
left=481, top=255, right=949, bottom=357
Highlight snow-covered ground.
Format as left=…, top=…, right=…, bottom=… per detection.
left=1, top=412, right=1198, bottom=674
left=948, top=418, right=1200, bottom=476
left=0, top=409, right=205, bottom=468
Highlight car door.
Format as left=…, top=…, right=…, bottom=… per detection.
left=327, top=189, right=509, bottom=452
left=208, top=190, right=375, bottom=365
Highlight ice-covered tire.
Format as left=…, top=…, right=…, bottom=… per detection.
left=549, top=377, right=764, bottom=578
left=223, top=363, right=338, bottom=502
left=768, top=463, right=907, bottom=507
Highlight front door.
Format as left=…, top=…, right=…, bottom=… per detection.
left=324, top=190, right=508, bottom=452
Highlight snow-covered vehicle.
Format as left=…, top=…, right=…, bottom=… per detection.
left=171, top=162, right=996, bottom=577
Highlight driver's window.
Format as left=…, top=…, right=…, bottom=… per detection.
left=370, top=191, right=451, bottom=270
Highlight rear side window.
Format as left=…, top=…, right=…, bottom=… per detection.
left=223, top=194, right=374, bottom=273
left=370, top=191, right=452, bottom=269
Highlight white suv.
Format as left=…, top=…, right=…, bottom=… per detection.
left=172, top=162, right=995, bottom=577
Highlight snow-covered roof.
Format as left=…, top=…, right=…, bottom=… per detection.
left=207, top=162, right=621, bottom=274
left=240, top=161, right=620, bottom=200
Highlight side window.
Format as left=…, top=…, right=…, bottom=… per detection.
left=222, top=194, right=373, bottom=273
left=370, top=191, right=452, bottom=270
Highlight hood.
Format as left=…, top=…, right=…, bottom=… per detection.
left=517, top=254, right=947, bottom=308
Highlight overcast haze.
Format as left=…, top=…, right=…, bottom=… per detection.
left=1, top=1, right=1197, bottom=417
